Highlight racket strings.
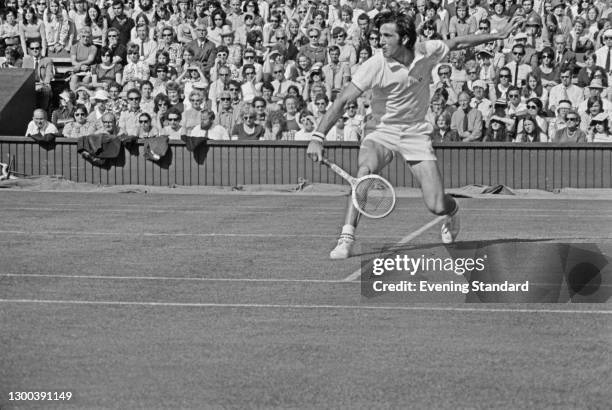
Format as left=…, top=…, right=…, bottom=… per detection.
left=354, top=177, right=395, bottom=217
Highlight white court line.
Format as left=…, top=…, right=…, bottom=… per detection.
left=0, top=298, right=610, bottom=315
left=343, top=216, right=447, bottom=282
left=0, top=273, right=356, bottom=285
left=0, top=230, right=395, bottom=240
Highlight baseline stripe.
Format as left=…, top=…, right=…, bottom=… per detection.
left=0, top=273, right=356, bottom=284
left=0, top=298, right=610, bottom=315
left=343, top=216, right=446, bottom=282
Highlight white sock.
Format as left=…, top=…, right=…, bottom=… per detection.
left=341, top=224, right=355, bottom=237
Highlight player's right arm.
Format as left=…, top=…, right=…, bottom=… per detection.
left=307, top=82, right=364, bottom=162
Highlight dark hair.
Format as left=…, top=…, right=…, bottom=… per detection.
left=373, top=11, right=417, bottom=49
left=85, top=4, right=104, bottom=27
left=261, top=81, right=274, bottom=92
left=526, top=97, right=544, bottom=115
left=243, top=0, right=260, bottom=15
left=356, top=44, right=372, bottom=60
left=154, top=93, right=171, bottom=113
left=517, top=115, right=543, bottom=142
left=246, top=30, right=263, bottom=47
left=22, top=7, right=38, bottom=25
left=74, top=104, right=89, bottom=116
left=587, top=96, right=604, bottom=112
left=522, top=73, right=543, bottom=98
left=166, top=106, right=182, bottom=120
left=211, top=8, right=227, bottom=25
left=252, top=96, right=266, bottom=107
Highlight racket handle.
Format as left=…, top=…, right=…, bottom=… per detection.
left=321, top=158, right=353, bottom=182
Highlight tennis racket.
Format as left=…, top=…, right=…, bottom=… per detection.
left=322, top=158, right=396, bottom=219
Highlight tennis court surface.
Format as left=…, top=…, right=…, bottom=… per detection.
left=1, top=188, right=611, bottom=409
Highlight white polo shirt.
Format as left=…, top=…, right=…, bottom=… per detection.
left=351, top=40, right=449, bottom=127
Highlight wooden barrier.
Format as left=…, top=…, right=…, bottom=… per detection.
left=1, top=137, right=611, bottom=189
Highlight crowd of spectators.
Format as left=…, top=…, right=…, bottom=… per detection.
left=4, top=0, right=612, bottom=144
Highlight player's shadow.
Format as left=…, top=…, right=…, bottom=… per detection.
left=359, top=239, right=611, bottom=303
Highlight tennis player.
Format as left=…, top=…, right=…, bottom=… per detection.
left=307, top=11, right=524, bottom=259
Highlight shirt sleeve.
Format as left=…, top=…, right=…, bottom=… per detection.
left=416, top=40, right=450, bottom=66
left=351, top=52, right=384, bottom=92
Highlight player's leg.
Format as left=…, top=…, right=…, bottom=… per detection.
left=408, top=160, right=460, bottom=243
left=330, top=139, right=394, bottom=259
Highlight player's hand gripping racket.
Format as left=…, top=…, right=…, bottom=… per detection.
left=321, top=158, right=396, bottom=219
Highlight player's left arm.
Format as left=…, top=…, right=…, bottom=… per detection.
left=444, top=17, right=525, bottom=51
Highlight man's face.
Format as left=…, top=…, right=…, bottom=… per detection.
left=358, top=19, right=369, bottom=33
left=190, top=94, right=203, bottom=110
left=273, top=66, right=285, bottom=80
left=379, top=22, right=404, bottom=59
left=329, top=49, right=340, bottom=63
left=113, top=4, right=124, bottom=17
left=29, top=41, right=41, bottom=57
left=315, top=99, right=326, bottom=113
left=33, top=111, right=46, bottom=128
left=560, top=71, right=571, bottom=86
left=438, top=67, right=451, bottom=83
left=309, top=31, right=320, bottom=45
left=127, top=92, right=141, bottom=110
left=417, top=0, right=426, bottom=14
left=80, top=32, right=92, bottom=44
left=499, top=70, right=511, bottom=85
left=197, top=26, right=207, bottom=40
left=604, top=32, right=612, bottom=48
left=139, top=115, right=152, bottom=131
left=457, top=7, right=467, bottom=19
left=108, top=31, right=118, bottom=44
left=200, top=112, right=212, bottom=129
left=262, top=88, right=272, bottom=100
left=231, top=0, right=241, bottom=12
left=217, top=50, right=228, bottom=63
left=142, top=84, right=152, bottom=97
left=228, top=83, right=240, bottom=99
left=102, top=116, right=115, bottom=133
left=137, top=26, right=147, bottom=40
left=474, top=86, right=484, bottom=99
left=512, top=47, right=524, bottom=64
left=218, top=69, right=230, bottom=83
left=507, top=90, right=521, bottom=106
left=458, top=94, right=470, bottom=110
left=522, top=0, right=533, bottom=13
left=302, top=118, right=314, bottom=132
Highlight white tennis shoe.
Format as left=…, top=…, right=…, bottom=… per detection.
left=441, top=213, right=460, bottom=244
left=330, top=234, right=355, bottom=259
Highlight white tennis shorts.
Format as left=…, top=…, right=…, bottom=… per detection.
left=363, top=121, right=436, bottom=161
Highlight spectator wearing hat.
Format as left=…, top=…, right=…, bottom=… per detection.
left=588, top=112, right=612, bottom=142
left=553, top=109, right=587, bottom=142
left=548, top=99, right=572, bottom=140
left=190, top=109, right=230, bottom=140
left=220, top=25, right=244, bottom=68
left=471, top=79, right=494, bottom=121
left=551, top=0, right=573, bottom=37
left=75, top=85, right=93, bottom=113
left=88, top=89, right=110, bottom=129
left=549, top=67, right=584, bottom=111
left=52, top=89, right=76, bottom=131
left=451, top=91, right=483, bottom=141
left=594, top=29, right=612, bottom=75
left=21, top=39, right=54, bottom=112
left=63, top=104, right=96, bottom=138
left=578, top=79, right=612, bottom=114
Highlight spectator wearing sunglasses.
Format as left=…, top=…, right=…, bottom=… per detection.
left=22, top=39, right=54, bottom=111
left=231, top=106, right=264, bottom=140
left=118, top=88, right=143, bottom=136
left=160, top=107, right=185, bottom=140
left=299, top=27, right=328, bottom=66
left=62, top=104, right=96, bottom=138
left=552, top=109, right=587, bottom=142
left=504, top=43, right=532, bottom=87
